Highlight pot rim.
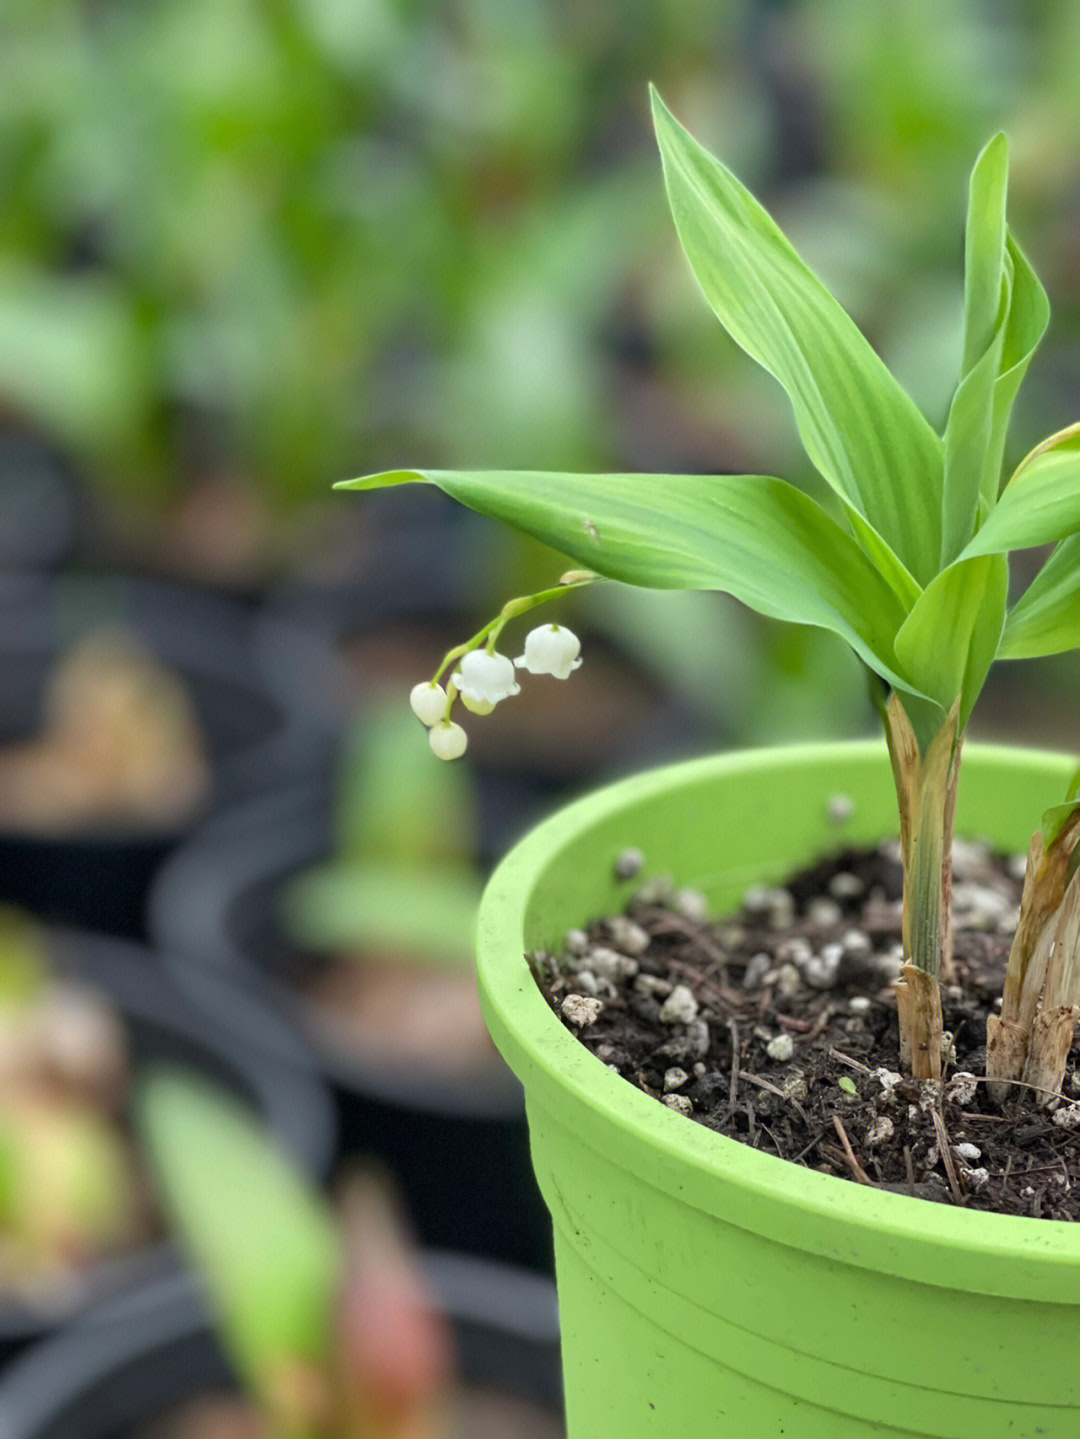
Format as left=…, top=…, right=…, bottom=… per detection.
left=476, top=739, right=1080, bottom=1303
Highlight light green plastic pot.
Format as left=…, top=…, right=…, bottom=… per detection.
left=477, top=741, right=1080, bottom=1438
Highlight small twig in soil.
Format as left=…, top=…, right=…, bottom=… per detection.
left=931, top=1110, right=965, bottom=1206
left=773, top=1013, right=816, bottom=1033
left=832, top=1114, right=875, bottom=1185
left=792, top=1131, right=826, bottom=1165
left=904, top=1146, right=916, bottom=1197
left=790, top=1006, right=836, bottom=1041
left=650, top=915, right=731, bottom=976
left=740, top=1070, right=811, bottom=1130
left=974, top=1073, right=1069, bottom=1104
left=757, top=1122, right=783, bottom=1154
left=666, top=956, right=742, bottom=1009
left=727, top=1016, right=740, bottom=1113
left=828, top=1047, right=876, bottom=1076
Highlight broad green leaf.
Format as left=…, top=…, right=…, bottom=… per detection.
left=649, top=86, right=944, bottom=586
left=281, top=862, right=482, bottom=968
left=137, top=1073, right=341, bottom=1398
left=893, top=553, right=1008, bottom=727
left=959, top=426, right=1080, bottom=561
left=999, top=533, right=1080, bottom=659
left=843, top=507, right=922, bottom=611
left=940, top=134, right=1009, bottom=564
left=340, top=468, right=917, bottom=692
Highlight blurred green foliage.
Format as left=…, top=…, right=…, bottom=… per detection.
left=4, top=0, right=1080, bottom=739
left=0, top=0, right=759, bottom=513
left=281, top=703, right=484, bottom=964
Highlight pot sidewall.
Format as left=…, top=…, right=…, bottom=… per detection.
left=477, top=741, right=1080, bottom=1438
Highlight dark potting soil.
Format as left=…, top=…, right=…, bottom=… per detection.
left=530, top=838, right=1080, bottom=1221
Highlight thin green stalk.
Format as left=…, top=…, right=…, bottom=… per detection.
left=431, top=574, right=594, bottom=684
left=882, top=697, right=961, bottom=1080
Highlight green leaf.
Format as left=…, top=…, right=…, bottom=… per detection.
left=843, top=507, right=922, bottom=611
left=960, top=425, right=1080, bottom=561
left=960, top=134, right=1010, bottom=379
left=939, top=142, right=1051, bottom=563
left=649, top=86, right=944, bottom=587
left=137, top=1073, right=341, bottom=1399
left=0, top=260, right=154, bottom=459
left=940, top=315, right=1007, bottom=565
left=1042, top=797, right=1080, bottom=850
left=340, top=468, right=917, bottom=693
left=940, top=134, right=1009, bottom=564
left=335, top=704, right=478, bottom=865
left=999, top=533, right=1080, bottom=659
left=893, top=553, right=1008, bottom=727
left=984, top=235, right=1050, bottom=506
left=281, top=862, right=482, bottom=968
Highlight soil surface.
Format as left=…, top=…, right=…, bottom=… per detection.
left=531, top=838, right=1080, bottom=1220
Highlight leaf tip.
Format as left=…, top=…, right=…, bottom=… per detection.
left=648, top=83, right=675, bottom=133
left=984, top=130, right=1010, bottom=159
left=334, top=470, right=425, bottom=493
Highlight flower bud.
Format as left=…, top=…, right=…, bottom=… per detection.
left=428, top=721, right=467, bottom=760
left=451, top=649, right=520, bottom=706
left=515, top=624, right=582, bottom=678
left=410, top=682, right=448, bottom=727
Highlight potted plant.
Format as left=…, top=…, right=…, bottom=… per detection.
left=147, top=708, right=553, bottom=1272
left=337, top=89, right=1080, bottom=1434
left=0, top=908, right=336, bottom=1368
left=0, top=1259, right=563, bottom=1439
left=0, top=1069, right=563, bottom=1439
left=0, top=573, right=343, bottom=938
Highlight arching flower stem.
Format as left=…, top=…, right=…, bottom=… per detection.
left=430, top=573, right=595, bottom=687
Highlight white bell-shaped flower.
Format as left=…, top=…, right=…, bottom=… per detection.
left=429, top=720, right=467, bottom=760
left=410, top=681, right=448, bottom=727
left=459, top=692, right=495, bottom=715
left=451, top=649, right=520, bottom=707
left=515, top=624, right=582, bottom=679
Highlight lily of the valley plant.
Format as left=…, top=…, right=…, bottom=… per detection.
left=342, top=87, right=1080, bottom=1093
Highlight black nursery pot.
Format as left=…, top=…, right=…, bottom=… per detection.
left=0, top=573, right=344, bottom=939
left=0, top=432, right=82, bottom=574
left=0, top=928, right=336, bottom=1369
left=0, top=1253, right=563, bottom=1439
left=147, top=776, right=554, bottom=1274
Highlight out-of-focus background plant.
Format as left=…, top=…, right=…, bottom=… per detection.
left=5, top=0, right=1080, bottom=734
left=5, top=0, right=1080, bottom=1424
